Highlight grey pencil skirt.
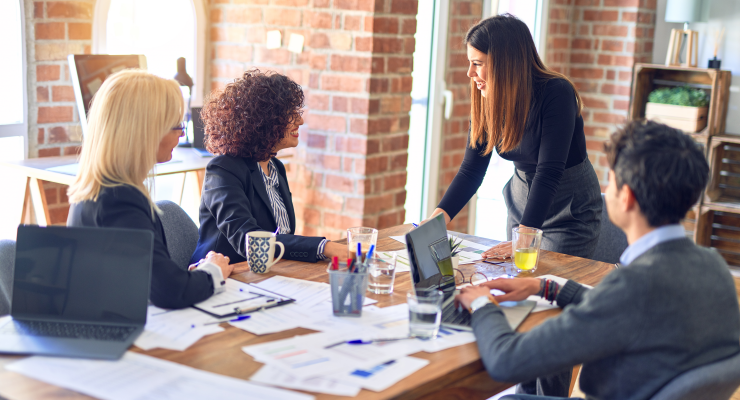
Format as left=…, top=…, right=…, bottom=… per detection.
left=503, top=158, right=602, bottom=259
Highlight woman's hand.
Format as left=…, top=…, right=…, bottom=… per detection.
left=322, top=242, right=348, bottom=260
left=482, top=241, right=512, bottom=259
left=420, top=208, right=451, bottom=226
left=454, top=285, right=492, bottom=311
left=189, top=251, right=234, bottom=278
left=480, top=278, right=541, bottom=303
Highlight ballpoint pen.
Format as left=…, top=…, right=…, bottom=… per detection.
left=273, top=226, right=280, bottom=235
left=194, top=315, right=251, bottom=327
left=412, top=222, right=419, bottom=228
left=324, top=337, right=415, bottom=349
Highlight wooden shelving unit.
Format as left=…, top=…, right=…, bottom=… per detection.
left=629, top=64, right=740, bottom=267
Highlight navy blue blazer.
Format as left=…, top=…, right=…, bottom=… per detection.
left=67, top=185, right=215, bottom=309
left=191, top=155, right=326, bottom=264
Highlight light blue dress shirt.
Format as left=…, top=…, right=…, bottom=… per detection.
left=619, top=224, right=687, bottom=266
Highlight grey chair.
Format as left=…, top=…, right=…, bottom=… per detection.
left=156, top=200, right=199, bottom=271
left=0, top=240, right=15, bottom=316
left=591, top=194, right=628, bottom=264
left=651, top=352, right=740, bottom=400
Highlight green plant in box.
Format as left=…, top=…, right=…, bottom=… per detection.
left=647, top=86, right=709, bottom=107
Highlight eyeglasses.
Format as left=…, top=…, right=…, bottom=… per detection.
left=171, top=123, right=186, bottom=137
left=434, top=269, right=490, bottom=289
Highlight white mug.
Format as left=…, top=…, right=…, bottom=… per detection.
left=247, top=231, right=285, bottom=274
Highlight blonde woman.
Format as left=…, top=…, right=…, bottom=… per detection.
left=67, top=70, right=234, bottom=309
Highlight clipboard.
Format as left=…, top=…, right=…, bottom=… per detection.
left=193, top=281, right=296, bottom=318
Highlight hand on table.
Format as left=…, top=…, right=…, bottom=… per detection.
left=323, top=242, right=349, bottom=260
left=454, top=285, right=493, bottom=311
left=479, top=278, right=541, bottom=303
left=189, top=251, right=234, bottom=278
left=482, top=241, right=512, bottom=259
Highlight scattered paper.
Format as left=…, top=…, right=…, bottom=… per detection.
left=6, top=351, right=314, bottom=400
left=135, top=306, right=223, bottom=351
left=419, top=327, right=476, bottom=353
left=337, top=356, right=430, bottom=392
left=251, top=365, right=361, bottom=397
left=193, top=279, right=291, bottom=317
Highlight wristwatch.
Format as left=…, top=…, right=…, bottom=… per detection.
left=469, top=295, right=494, bottom=314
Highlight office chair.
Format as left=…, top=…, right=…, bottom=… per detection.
left=591, top=194, right=628, bottom=264
left=651, top=352, right=740, bottom=400
left=156, top=200, right=199, bottom=271
left=0, top=239, right=15, bottom=316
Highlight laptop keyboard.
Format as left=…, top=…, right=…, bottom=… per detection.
left=2, top=321, right=136, bottom=342
left=442, top=302, right=472, bottom=326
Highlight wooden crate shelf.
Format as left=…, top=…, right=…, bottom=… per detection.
left=705, top=137, right=740, bottom=208
left=629, top=64, right=732, bottom=136
left=696, top=208, right=740, bottom=267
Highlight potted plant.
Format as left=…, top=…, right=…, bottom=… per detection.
left=449, top=235, right=463, bottom=270
left=645, top=86, right=709, bottom=133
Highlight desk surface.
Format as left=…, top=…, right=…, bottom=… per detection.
left=0, top=225, right=615, bottom=400
left=0, top=147, right=213, bottom=186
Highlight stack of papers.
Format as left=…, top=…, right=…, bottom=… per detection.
left=6, top=351, right=314, bottom=400
left=389, top=233, right=491, bottom=265
left=135, top=306, right=223, bottom=351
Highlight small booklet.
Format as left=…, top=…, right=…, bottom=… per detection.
left=193, top=279, right=295, bottom=318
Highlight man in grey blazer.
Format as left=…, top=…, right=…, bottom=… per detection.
left=456, top=120, right=740, bottom=400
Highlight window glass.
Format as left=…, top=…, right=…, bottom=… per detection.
left=0, top=0, right=24, bottom=126
left=106, top=0, right=196, bottom=84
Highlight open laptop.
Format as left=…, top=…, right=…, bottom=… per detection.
left=405, top=214, right=535, bottom=331
left=0, top=225, right=153, bottom=359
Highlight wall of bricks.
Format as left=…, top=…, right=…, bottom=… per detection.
left=547, top=0, right=656, bottom=188
left=25, top=0, right=94, bottom=224
left=433, top=0, right=483, bottom=233
left=209, top=0, right=418, bottom=239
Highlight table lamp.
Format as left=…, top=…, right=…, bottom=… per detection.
left=664, top=0, right=708, bottom=68
left=174, top=57, right=193, bottom=147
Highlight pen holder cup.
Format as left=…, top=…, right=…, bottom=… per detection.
left=328, top=265, right=368, bottom=317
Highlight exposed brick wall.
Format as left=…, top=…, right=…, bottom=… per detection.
left=209, top=0, right=418, bottom=240
left=26, top=0, right=94, bottom=224
left=434, top=0, right=483, bottom=233
left=547, top=0, right=656, bottom=189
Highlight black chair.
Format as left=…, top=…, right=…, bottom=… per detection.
left=591, top=194, right=628, bottom=264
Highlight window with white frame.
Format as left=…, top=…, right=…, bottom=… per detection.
left=0, top=0, right=27, bottom=160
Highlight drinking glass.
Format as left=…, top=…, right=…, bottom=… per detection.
left=347, top=227, right=378, bottom=258
left=367, top=255, right=396, bottom=295
left=511, top=227, right=543, bottom=273
left=406, top=290, right=443, bottom=339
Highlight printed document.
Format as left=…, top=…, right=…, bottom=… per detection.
left=135, top=306, right=223, bottom=351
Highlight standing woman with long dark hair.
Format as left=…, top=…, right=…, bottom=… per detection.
left=430, top=14, right=602, bottom=263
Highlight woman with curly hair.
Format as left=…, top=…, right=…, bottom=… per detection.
left=190, top=69, right=345, bottom=264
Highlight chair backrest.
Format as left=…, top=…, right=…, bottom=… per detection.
left=591, top=194, right=628, bottom=264
left=0, top=239, right=15, bottom=316
left=651, top=352, right=740, bottom=400
left=156, top=200, right=199, bottom=271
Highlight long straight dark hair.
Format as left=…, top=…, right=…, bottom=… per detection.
left=466, top=14, right=583, bottom=155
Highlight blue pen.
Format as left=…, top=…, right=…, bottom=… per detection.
left=195, top=315, right=251, bottom=327
left=366, top=244, right=375, bottom=262
left=356, top=241, right=363, bottom=264
left=412, top=222, right=419, bottom=228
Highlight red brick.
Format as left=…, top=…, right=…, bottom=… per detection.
left=330, top=55, right=373, bottom=73
left=571, top=38, right=592, bottom=50
left=583, top=10, right=619, bottom=22
left=366, top=17, right=399, bottom=34
left=305, top=11, right=332, bottom=29
left=34, top=2, right=43, bottom=18
left=64, top=146, right=81, bottom=156
left=304, top=208, right=321, bottom=226
left=35, top=23, right=64, bottom=40
left=551, top=37, right=569, bottom=49
left=68, top=23, right=91, bottom=40
left=355, top=37, right=373, bottom=52
left=306, top=113, right=345, bottom=132
left=306, top=133, right=327, bottom=149
left=606, top=70, right=616, bottom=80
left=345, top=15, right=361, bottom=31
left=47, top=2, right=93, bottom=19
left=335, top=0, right=375, bottom=12
left=264, top=8, right=301, bottom=26
left=581, top=95, right=609, bottom=109
left=310, top=33, right=330, bottom=49
left=597, top=54, right=635, bottom=67
left=307, top=93, right=330, bottom=111
left=570, top=53, right=594, bottom=64
left=601, top=84, right=631, bottom=96
left=569, top=67, right=604, bottom=79
left=618, top=71, right=632, bottom=82
left=325, top=175, right=354, bottom=193
left=593, top=112, right=627, bottom=124
left=215, top=45, right=253, bottom=63
left=604, top=0, right=639, bottom=6
left=273, top=0, right=309, bottom=5
left=390, top=0, right=418, bottom=14
left=402, top=18, right=417, bottom=35
left=38, top=107, right=73, bottom=123
left=601, top=40, right=624, bottom=52
left=38, top=148, right=61, bottom=157
left=622, top=11, right=637, bottom=22
left=387, top=57, right=412, bottom=73
left=254, top=47, right=291, bottom=64
left=211, top=63, right=245, bottom=79
left=37, top=128, right=45, bottom=144
left=613, top=99, right=630, bottom=110
left=593, top=25, right=629, bottom=37
left=321, top=75, right=365, bottom=93
left=49, top=126, right=70, bottom=143
left=52, top=86, right=75, bottom=102
left=372, top=37, right=403, bottom=53
left=245, top=27, right=266, bottom=44
left=37, top=86, right=49, bottom=102
left=227, top=7, right=262, bottom=24
left=403, top=37, right=415, bottom=53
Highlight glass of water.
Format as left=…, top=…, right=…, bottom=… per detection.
left=407, top=290, right=443, bottom=339
left=367, top=255, right=396, bottom=294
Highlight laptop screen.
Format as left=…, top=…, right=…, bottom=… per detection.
left=405, top=214, right=456, bottom=296
left=12, top=226, right=153, bottom=325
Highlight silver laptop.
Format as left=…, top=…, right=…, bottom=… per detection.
left=405, top=215, right=535, bottom=331
left=0, top=225, right=153, bottom=359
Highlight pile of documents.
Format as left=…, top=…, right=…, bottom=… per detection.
left=389, top=233, right=490, bottom=265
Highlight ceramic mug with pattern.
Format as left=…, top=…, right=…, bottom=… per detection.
left=247, top=231, right=285, bottom=274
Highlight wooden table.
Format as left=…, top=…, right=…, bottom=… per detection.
left=0, top=147, right=212, bottom=226
left=0, top=225, right=615, bottom=400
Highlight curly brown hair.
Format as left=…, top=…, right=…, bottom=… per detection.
left=201, top=69, right=304, bottom=161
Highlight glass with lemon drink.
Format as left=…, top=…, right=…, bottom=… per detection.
left=512, top=227, right=543, bottom=273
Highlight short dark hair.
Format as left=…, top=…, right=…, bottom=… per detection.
left=201, top=69, right=304, bottom=161
left=604, top=120, right=709, bottom=227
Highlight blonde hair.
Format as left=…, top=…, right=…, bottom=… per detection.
left=67, top=69, right=184, bottom=217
